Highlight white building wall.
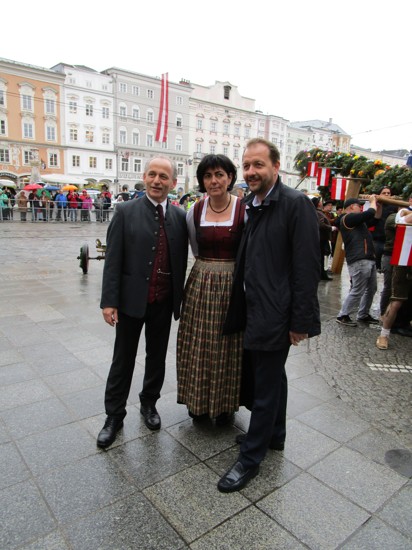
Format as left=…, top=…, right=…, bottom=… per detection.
left=52, top=64, right=116, bottom=187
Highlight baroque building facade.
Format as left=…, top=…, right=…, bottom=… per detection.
left=0, top=58, right=65, bottom=184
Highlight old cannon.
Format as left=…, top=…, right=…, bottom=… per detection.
left=77, top=239, right=106, bottom=274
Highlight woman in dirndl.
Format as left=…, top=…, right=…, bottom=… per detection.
left=177, top=154, right=245, bottom=425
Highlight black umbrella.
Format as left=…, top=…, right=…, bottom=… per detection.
left=179, top=193, right=190, bottom=205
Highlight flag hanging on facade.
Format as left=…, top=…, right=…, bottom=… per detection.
left=330, top=177, right=347, bottom=200
left=155, top=73, right=169, bottom=143
left=317, top=167, right=331, bottom=187
left=307, top=161, right=319, bottom=177
left=391, top=224, right=412, bottom=266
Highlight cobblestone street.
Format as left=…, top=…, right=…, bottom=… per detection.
left=1, top=220, right=411, bottom=550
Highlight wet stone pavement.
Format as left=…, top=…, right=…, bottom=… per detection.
left=0, top=220, right=411, bottom=550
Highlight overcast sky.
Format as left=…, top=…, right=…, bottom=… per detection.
left=3, top=0, right=411, bottom=153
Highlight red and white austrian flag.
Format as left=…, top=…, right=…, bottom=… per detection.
left=317, top=167, right=331, bottom=187
left=331, top=178, right=347, bottom=200
left=155, top=73, right=169, bottom=143
left=391, top=225, right=412, bottom=266
left=307, top=161, right=319, bottom=177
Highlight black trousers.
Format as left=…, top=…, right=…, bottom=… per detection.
left=239, top=347, right=290, bottom=468
left=104, top=299, right=173, bottom=419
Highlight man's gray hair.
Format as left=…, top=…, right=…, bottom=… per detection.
left=144, top=156, right=177, bottom=180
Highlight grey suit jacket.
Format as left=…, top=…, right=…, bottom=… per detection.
left=100, top=196, right=188, bottom=320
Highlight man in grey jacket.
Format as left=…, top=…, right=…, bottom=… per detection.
left=97, top=157, right=188, bottom=448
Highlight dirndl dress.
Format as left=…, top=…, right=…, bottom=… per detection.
left=177, top=197, right=245, bottom=418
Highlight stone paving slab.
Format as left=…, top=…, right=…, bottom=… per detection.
left=1, top=222, right=411, bottom=549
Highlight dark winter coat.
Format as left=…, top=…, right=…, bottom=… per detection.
left=224, top=178, right=321, bottom=351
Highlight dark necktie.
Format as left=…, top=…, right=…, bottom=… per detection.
left=156, top=204, right=164, bottom=223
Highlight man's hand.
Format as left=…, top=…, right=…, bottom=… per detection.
left=289, top=331, right=308, bottom=346
left=103, top=307, right=118, bottom=326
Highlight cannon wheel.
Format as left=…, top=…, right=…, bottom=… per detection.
left=79, top=243, right=89, bottom=274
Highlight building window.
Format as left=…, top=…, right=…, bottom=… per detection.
left=85, top=130, right=94, bottom=143
left=233, top=148, right=239, bottom=159
left=119, top=130, right=127, bottom=144
left=223, top=85, right=231, bottom=100
left=175, top=137, right=182, bottom=151
left=22, top=95, right=33, bottom=111
left=133, top=159, right=142, bottom=173
left=147, top=89, right=154, bottom=99
left=45, top=98, right=55, bottom=114
left=121, top=158, right=129, bottom=171
left=223, top=123, right=229, bottom=134
left=197, top=119, right=203, bottom=130
left=23, top=150, right=32, bottom=165
left=105, top=158, right=112, bottom=170
left=210, top=121, right=217, bottom=132
left=119, top=82, right=127, bottom=93
left=0, top=90, right=4, bottom=106
left=0, top=148, right=10, bottom=162
left=161, top=140, right=168, bottom=149
left=176, top=163, right=183, bottom=176
left=86, top=80, right=92, bottom=88
left=132, top=107, right=140, bottom=120
left=46, top=125, right=56, bottom=141
left=176, top=115, right=182, bottom=128
left=234, top=125, right=240, bottom=136
left=102, top=132, right=110, bottom=144
left=70, top=128, right=78, bottom=141
left=119, top=105, right=127, bottom=119
left=176, top=96, right=183, bottom=105
left=72, top=155, right=80, bottom=167
left=287, top=162, right=291, bottom=169
left=210, top=145, right=216, bottom=154
left=23, top=122, right=34, bottom=139
left=69, top=101, right=77, bottom=114
left=49, top=153, right=58, bottom=167
left=132, top=131, right=139, bottom=145
left=0, top=119, right=5, bottom=135
left=86, top=104, right=93, bottom=116
left=133, top=85, right=140, bottom=96
left=223, top=146, right=228, bottom=156
left=102, top=106, right=109, bottom=119
left=196, top=143, right=202, bottom=153
left=147, top=109, right=154, bottom=123
left=89, top=157, right=97, bottom=168
left=245, top=127, right=250, bottom=138
left=146, top=134, right=153, bottom=147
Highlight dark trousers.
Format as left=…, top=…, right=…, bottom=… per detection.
left=104, top=299, right=173, bottom=419
left=239, top=347, right=290, bottom=468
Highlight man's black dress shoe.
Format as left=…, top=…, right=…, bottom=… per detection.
left=235, top=433, right=285, bottom=451
left=140, top=404, right=161, bottom=430
left=217, top=461, right=259, bottom=493
left=215, top=412, right=234, bottom=426
left=96, top=416, right=123, bottom=448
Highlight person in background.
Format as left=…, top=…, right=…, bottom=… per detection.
left=101, top=186, right=112, bottom=222
left=17, top=191, right=28, bottom=222
left=370, top=186, right=397, bottom=271
left=177, top=154, right=246, bottom=426
left=80, top=189, right=93, bottom=222
left=54, top=189, right=68, bottom=222
left=336, top=197, right=382, bottom=326
left=311, top=197, right=332, bottom=281
left=97, top=157, right=188, bottom=448
left=67, top=191, right=79, bottom=222
left=118, top=185, right=130, bottom=201
left=218, top=138, right=320, bottom=492
left=377, top=200, right=412, bottom=349
left=0, top=188, right=10, bottom=220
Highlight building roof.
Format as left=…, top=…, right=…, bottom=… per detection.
left=290, top=119, right=348, bottom=135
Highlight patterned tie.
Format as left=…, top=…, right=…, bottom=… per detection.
left=156, top=204, right=164, bottom=223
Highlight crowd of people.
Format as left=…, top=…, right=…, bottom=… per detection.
left=0, top=185, right=117, bottom=222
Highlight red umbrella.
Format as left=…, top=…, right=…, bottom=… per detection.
left=24, top=183, right=44, bottom=190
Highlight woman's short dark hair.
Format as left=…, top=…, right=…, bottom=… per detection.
left=378, top=186, right=392, bottom=195
left=196, top=154, right=237, bottom=193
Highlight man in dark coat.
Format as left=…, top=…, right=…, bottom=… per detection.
left=97, top=156, right=188, bottom=448
left=219, top=138, right=320, bottom=492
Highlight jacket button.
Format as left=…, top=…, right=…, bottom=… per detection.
left=148, top=261, right=152, bottom=265
left=151, top=246, right=156, bottom=251
left=146, top=277, right=150, bottom=281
